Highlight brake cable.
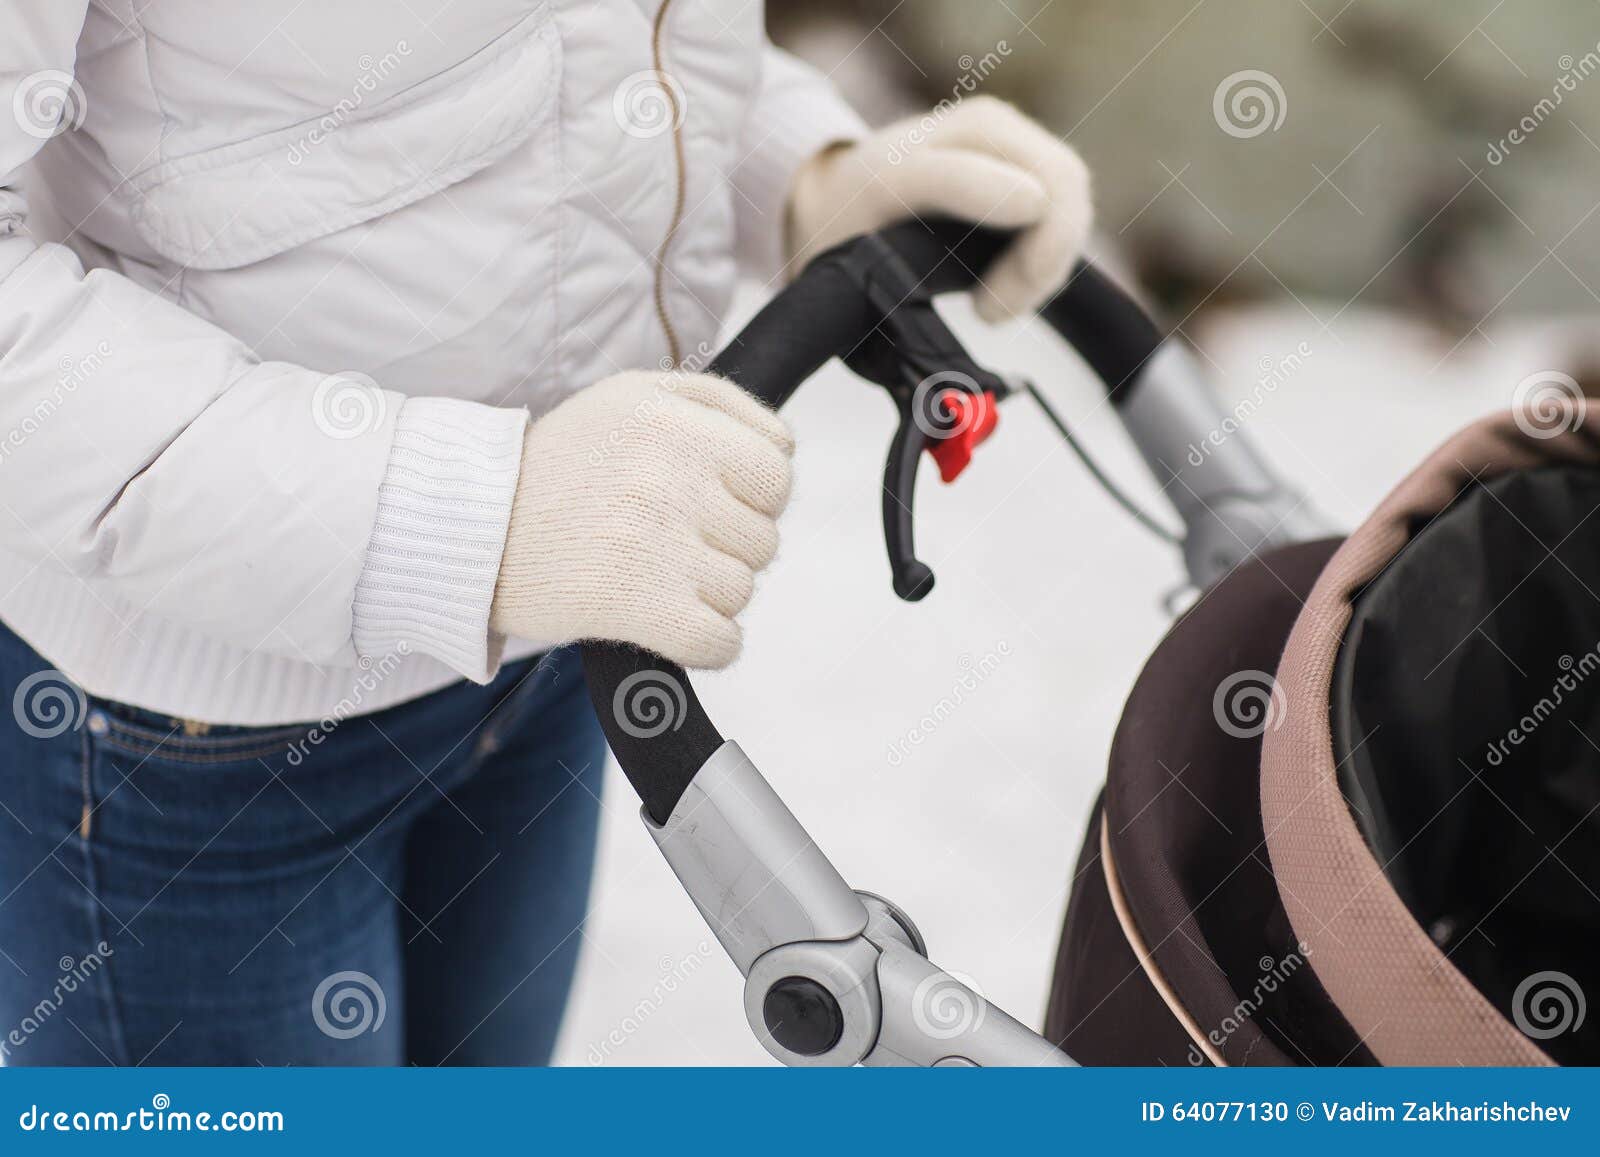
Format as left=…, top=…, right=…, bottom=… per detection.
left=1021, top=378, right=1184, bottom=547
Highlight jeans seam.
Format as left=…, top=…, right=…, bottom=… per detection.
left=96, top=733, right=299, bottom=765
left=108, top=719, right=308, bottom=746
left=96, top=712, right=308, bottom=751
left=77, top=727, right=132, bottom=1067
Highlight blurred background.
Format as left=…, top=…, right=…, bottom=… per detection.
left=556, top=0, right=1600, bottom=1063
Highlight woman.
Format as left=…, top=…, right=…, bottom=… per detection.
left=0, top=0, right=1090, bottom=1065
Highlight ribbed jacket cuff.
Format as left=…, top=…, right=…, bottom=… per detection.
left=733, top=49, right=866, bottom=284
left=352, top=397, right=528, bottom=683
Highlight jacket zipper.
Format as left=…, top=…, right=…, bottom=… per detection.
left=650, top=0, right=686, bottom=368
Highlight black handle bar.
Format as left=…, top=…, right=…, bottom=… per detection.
left=581, top=217, right=1164, bottom=824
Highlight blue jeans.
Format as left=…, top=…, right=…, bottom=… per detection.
left=0, top=623, right=606, bottom=1065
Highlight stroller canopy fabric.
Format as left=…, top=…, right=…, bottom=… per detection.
left=1264, top=411, right=1600, bottom=1066
left=1049, top=409, right=1599, bottom=1067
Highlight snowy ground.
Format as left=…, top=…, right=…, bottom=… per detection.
left=553, top=287, right=1581, bottom=1066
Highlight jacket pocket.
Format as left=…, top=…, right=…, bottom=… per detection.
left=126, top=6, right=561, bottom=271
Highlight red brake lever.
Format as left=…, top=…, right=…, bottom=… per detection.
left=927, top=389, right=1000, bottom=483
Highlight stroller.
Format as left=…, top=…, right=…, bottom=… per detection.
left=581, top=218, right=1595, bottom=1066
left=1045, top=405, right=1600, bottom=1068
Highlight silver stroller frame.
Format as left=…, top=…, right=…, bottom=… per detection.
left=580, top=219, right=1330, bottom=1067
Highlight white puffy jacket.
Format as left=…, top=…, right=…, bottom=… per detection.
left=0, top=1, right=863, bottom=724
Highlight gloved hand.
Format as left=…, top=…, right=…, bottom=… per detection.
left=787, top=95, right=1093, bottom=322
left=490, top=371, right=793, bottom=669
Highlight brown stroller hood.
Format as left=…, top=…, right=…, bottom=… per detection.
left=1263, top=410, right=1600, bottom=1066
left=1048, top=409, right=1600, bottom=1066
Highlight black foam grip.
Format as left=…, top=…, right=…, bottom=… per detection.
left=579, top=644, right=723, bottom=825
left=581, top=218, right=1166, bottom=824
left=579, top=258, right=881, bottom=823
left=1038, top=263, right=1164, bottom=404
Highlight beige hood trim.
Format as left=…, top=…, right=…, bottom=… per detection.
left=1259, top=409, right=1600, bottom=1066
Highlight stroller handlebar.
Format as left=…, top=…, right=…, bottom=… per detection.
left=582, top=217, right=1167, bottom=826
left=575, top=215, right=1325, bottom=1068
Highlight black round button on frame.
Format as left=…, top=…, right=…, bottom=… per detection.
left=762, top=976, right=845, bottom=1057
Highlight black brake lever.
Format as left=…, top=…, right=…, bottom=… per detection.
left=818, top=233, right=1012, bottom=603
left=882, top=404, right=935, bottom=600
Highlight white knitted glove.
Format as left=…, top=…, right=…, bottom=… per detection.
left=787, top=96, right=1093, bottom=322
left=489, top=371, right=793, bottom=670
